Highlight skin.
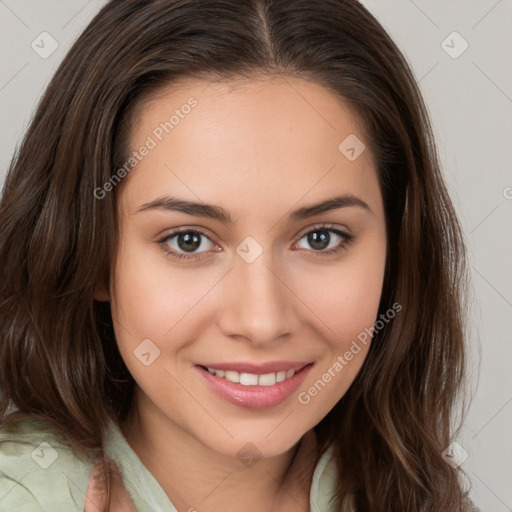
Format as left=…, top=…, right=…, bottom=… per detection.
left=92, top=75, right=387, bottom=511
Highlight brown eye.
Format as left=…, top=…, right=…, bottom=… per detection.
left=295, top=225, right=354, bottom=256
left=159, top=229, right=216, bottom=260
left=174, top=231, right=202, bottom=252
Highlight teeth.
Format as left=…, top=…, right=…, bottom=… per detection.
left=224, top=370, right=239, bottom=383
left=206, top=367, right=297, bottom=386
left=239, top=373, right=259, bottom=385
left=276, top=371, right=286, bottom=383
left=258, top=373, right=277, bottom=386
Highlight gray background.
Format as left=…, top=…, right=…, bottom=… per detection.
left=1, top=1, right=511, bottom=510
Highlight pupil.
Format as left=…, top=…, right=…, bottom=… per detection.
left=178, top=232, right=200, bottom=252
left=308, top=230, right=329, bottom=250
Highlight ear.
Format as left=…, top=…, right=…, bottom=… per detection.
left=93, top=284, right=110, bottom=302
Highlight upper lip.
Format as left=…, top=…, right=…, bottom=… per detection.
left=197, top=361, right=313, bottom=375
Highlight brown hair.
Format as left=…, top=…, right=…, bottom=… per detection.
left=0, top=0, right=472, bottom=510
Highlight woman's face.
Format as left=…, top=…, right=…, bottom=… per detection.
left=108, top=76, right=387, bottom=459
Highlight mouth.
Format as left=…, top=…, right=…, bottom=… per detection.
left=197, top=362, right=311, bottom=386
left=195, top=362, right=314, bottom=409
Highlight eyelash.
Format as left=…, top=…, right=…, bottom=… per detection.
left=157, top=223, right=354, bottom=262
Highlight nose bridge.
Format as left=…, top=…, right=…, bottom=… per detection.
left=218, top=236, right=295, bottom=344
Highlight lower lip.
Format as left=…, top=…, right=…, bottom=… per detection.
left=195, top=364, right=314, bottom=409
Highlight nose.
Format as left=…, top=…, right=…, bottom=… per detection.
left=217, top=244, right=298, bottom=347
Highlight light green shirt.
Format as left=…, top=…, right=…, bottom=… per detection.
left=0, top=418, right=338, bottom=511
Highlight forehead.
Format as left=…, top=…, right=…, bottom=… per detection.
left=120, top=75, right=380, bottom=218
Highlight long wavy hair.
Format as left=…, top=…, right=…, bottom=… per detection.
left=0, top=0, right=472, bottom=510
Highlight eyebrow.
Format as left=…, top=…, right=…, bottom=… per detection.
left=135, top=194, right=372, bottom=224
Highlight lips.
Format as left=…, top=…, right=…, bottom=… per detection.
left=195, top=361, right=314, bottom=409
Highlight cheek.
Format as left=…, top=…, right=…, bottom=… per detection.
left=303, top=244, right=386, bottom=347
left=295, top=240, right=386, bottom=409
left=109, top=243, right=176, bottom=365
left=111, top=241, right=210, bottom=339
left=109, top=246, right=209, bottom=410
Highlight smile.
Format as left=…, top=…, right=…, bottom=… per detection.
left=203, top=367, right=297, bottom=386
left=195, top=362, right=314, bottom=409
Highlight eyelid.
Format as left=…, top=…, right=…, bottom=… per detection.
left=156, top=225, right=220, bottom=249
left=294, top=222, right=351, bottom=240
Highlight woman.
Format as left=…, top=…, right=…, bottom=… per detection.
left=0, top=0, right=476, bottom=510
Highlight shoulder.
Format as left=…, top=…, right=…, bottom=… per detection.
left=0, top=418, right=96, bottom=512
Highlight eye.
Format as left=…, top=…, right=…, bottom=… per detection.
left=158, top=228, right=217, bottom=261
left=158, top=223, right=354, bottom=262
left=294, top=224, right=354, bottom=257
